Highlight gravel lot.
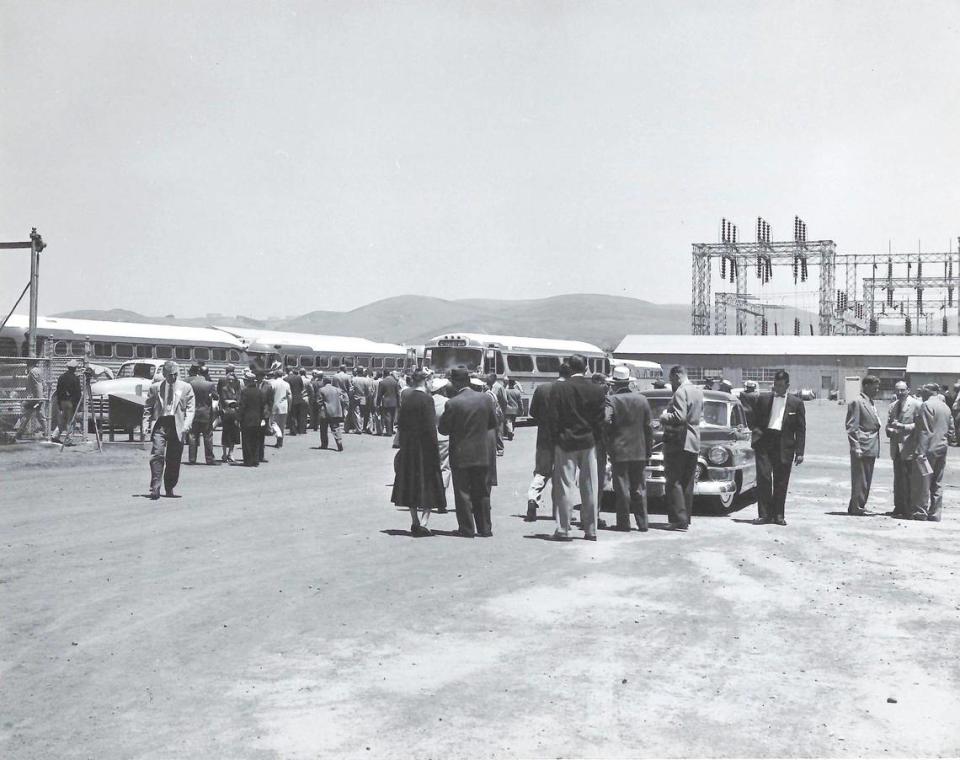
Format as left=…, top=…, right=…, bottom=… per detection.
left=2, top=401, right=959, bottom=759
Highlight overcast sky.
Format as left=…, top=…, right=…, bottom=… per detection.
left=2, top=0, right=959, bottom=319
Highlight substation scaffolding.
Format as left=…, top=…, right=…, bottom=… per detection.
left=692, top=219, right=960, bottom=337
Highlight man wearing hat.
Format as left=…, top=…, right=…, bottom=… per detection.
left=916, top=383, right=954, bottom=521
left=186, top=363, right=219, bottom=465
left=14, top=357, right=48, bottom=440
left=604, top=365, right=654, bottom=531
left=376, top=368, right=401, bottom=437
left=845, top=374, right=881, bottom=516
left=238, top=370, right=265, bottom=465
left=217, top=364, right=242, bottom=462
left=317, top=375, right=347, bottom=451
left=52, top=359, right=83, bottom=442
left=438, top=368, right=499, bottom=537
left=142, top=361, right=195, bottom=499
left=308, top=370, right=324, bottom=431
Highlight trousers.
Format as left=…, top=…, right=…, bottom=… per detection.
left=754, top=434, right=793, bottom=520
left=270, top=412, right=286, bottom=441
left=188, top=408, right=215, bottom=464
left=552, top=445, right=598, bottom=536
left=922, top=450, right=947, bottom=521
left=149, top=416, right=183, bottom=495
left=241, top=424, right=260, bottom=465
left=848, top=453, right=876, bottom=512
left=15, top=401, right=48, bottom=438
left=664, top=449, right=697, bottom=527
left=381, top=407, right=397, bottom=436
left=611, top=460, right=647, bottom=530
left=452, top=466, right=491, bottom=537
left=527, top=448, right=555, bottom=509
left=319, top=418, right=344, bottom=449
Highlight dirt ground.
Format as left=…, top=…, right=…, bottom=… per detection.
left=1, top=401, right=959, bottom=759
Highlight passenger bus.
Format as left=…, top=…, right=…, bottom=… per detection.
left=421, top=332, right=609, bottom=417
left=216, top=326, right=413, bottom=374
left=0, top=314, right=247, bottom=377
left=610, top=358, right=663, bottom=390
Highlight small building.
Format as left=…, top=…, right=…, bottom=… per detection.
left=613, top=335, right=960, bottom=400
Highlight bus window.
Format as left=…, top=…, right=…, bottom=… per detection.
left=70, top=342, right=86, bottom=356
left=300, top=355, right=315, bottom=367
left=115, top=344, right=134, bottom=359
left=329, top=356, right=340, bottom=368
left=536, top=356, right=561, bottom=373
left=195, top=347, right=210, bottom=361
left=157, top=345, right=173, bottom=359
left=371, top=357, right=384, bottom=369
left=383, top=357, right=395, bottom=369
left=343, top=357, right=354, bottom=368
left=175, top=346, right=192, bottom=360
left=136, top=345, right=152, bottom=359
left=506, top=354, right=534, bottom=373
left=0, top=337, right=20, bottom=355
left=54, top=341, right=69, bottom=356
left=284, top=355, right=297, bottom=368
left=316, top=356, right=329, bottom=368
left=212, top=348, right=226, bottom=361
left=93, top=342, right=113, bottom=358
left=228, top=349, right=241, bottom=362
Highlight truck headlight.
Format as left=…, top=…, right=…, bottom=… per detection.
left=707, top=445, right=731, bottom=465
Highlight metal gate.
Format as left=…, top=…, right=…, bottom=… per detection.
left=0, top=343, right=54, bottom=443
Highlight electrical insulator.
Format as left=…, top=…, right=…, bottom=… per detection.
left=801, top=257, right=808, bottom=282
left=949, top=287, right=954, bottom=307
left=773, top=322, right=778, bottom=336
left=794, top=256, right=800, bottom=282
left=794, top=317, right=800, bottom=336
left=721, top=256, right=726, bottom=279
left=905, top=316, right=912, bottom=335
left=887, top=288, right=894, bottom=307
left=836, top=289, right=842, bottom=308
left=756, top=254, right=762, bottom=279
left=887, top=258, right=893, bottom=280
left=869, top=318, right=878, bottom=334
left=809, top=324, right=814, bottom=336
left=943, top=316, right=948, bottom=335
left=917, top=260, right=922, bottom=279
left=732, top=226, right=737, bottom=244
left=761, top=317, right=768, bottom=335
left=729, top=260, right=735, bottom=283
left=917, top=288, right=923, bottom=311
left=721, top=218, right=727, bottom=243
left=766, top=257, right=773, bottom=281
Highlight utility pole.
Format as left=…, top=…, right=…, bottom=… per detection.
left=0, top=228, right=46, bottom=356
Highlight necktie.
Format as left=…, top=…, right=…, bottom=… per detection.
left=165, top=382, right=173, bottom=412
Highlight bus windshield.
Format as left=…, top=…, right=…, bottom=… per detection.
left=117, top=362, right=157, bottom=380
left=428, top=346, right=483, bottom=372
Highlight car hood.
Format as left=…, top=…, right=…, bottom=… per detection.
left=90, top=377, right=157, bottom=397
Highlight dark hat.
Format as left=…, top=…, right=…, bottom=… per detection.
left=449, top=367, right=471, bottom=385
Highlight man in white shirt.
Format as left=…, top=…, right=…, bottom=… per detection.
left=142, top=361, right=195, bottom=500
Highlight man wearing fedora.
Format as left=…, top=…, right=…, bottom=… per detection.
left=916, top=383, right=954, bottom=521
left=52, top=358, right=83, bottom=442
left=604, top=364, right=654, bottom=531
left=142, top=361, right=195, bottom=499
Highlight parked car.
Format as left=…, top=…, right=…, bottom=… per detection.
left=602, top=388, right=757, bottom=512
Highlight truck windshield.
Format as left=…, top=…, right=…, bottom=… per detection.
left=117, top=363, right=157, bottom=380
left=428, top=347, right=483, bottom=372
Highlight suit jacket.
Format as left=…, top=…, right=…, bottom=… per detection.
left=142, top=378, right=196, bottom=438
left=750, top=392, right=806, bottom=462
left=548, top=375, right=607, bottom=452
left=490, top=381, right=508, bottom=413
left=604, top=387, right=654, bottom=462
left=318, top=383, right=346, bottom=418
left=187, top=375, right=217, bottom=411
left=919, top=395, right=954, bottom=457
left=238, top=385, right=264, bottom=427
left=269, top=378, right=292, bottom=414
left=845, top=392, right=881, bottom=458
left=661, top=380, right=704, bottom=454
left=438, top=387, right=498, bottom=468
left=529, top=381, right=555, bottom=451
left=285, top=373, right=305, bottom=404
left=505, top=387, right=523, bottom=416
left=885, top=394, right=922, bottom=460
left=377, top=375, right=401, bottom=409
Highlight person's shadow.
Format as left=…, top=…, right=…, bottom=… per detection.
left=379, top=528, right=462, bottom=538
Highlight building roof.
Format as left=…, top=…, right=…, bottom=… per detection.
left=905, top=356, right=960, bottom=374
left=615, top=334, right=960, bottom=358
left=429, top=332, right=604, bottom=354
left=4, top=314, right=244, bottom=346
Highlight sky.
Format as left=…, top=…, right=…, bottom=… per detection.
left=2, top=0, right=960, bottom=319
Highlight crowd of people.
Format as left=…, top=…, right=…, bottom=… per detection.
left=22, top=353, right=954, bottom=529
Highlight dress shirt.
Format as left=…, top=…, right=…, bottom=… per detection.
left=768, top=393, right=787, bottom=431
left=162, top=382, right=175, bottom=416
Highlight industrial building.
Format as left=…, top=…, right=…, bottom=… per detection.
left=614, top=335, right=960, bottom=400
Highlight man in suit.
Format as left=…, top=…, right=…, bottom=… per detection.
left=659, top=365, right=704, bottom=531
left=238, top=370, right=265, bottom=466
left=438, top=368, right=499, bottom=537
left=738, top=380, right=760, bottom=426
left=547, top=354, right=607, bottom=541
left=885, top=380, right=924, bottom=518
left=186, top=363, right=219, bottom=466
left=917, top=383, right=954, bottom=521
left=845, top=375, right=882, bottom=515
left=604, top=364, right=654, bottom=531
left=749, top=370, right=805, bottom=526
left=525, top=363, right=570, bottom=522
left=14, top=357, right=48, bottom=440
left=285, top=367, right=307, bottom=436
left=307, top=370, right=322, bottom=431
left=142, top=361, right=196, bottom=499
left=52, top=359, right=83, bottom=443
left=504, top=378, right=523, bottom=441
left=317, top=376, right=347, bottom=451
left=486, top=373, right=508, bottom=456
left=257, top=371, right=274, bottom=463
left=376, top=370, right=401, bottom=437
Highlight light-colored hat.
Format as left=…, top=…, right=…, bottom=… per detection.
left=163, top=360, right=179, bottom=375
left=612, top=365, right=631, bottom=382
left=225, top=363, right=236, bottom=372
left=242, top=369, right=256, bottom=381
left=66, top=359, right=80, bottom=369
left=743, top=380, right=758, bottom=391
left=429, top=377, right=450, bottom=393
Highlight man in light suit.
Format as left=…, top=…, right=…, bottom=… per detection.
left=604, top=365, right=654, bottom=531
left=845, top=375, right=881, bottom=515
left=750, top=370, right=805, bottom=526
left=660, top=365, right=704, bottom=531
left=917, top=383, right=954, bottom=521
left=885, top=380, right=923, bottom=518
left=142, top=361, right=196, bottom=500
left=438, top=368, right=499, bottom=537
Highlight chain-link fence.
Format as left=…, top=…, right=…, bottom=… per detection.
left=0, top=347, right=54, bottom=444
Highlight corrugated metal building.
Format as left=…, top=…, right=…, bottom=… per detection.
left=614, top=335, right=960, bottom=399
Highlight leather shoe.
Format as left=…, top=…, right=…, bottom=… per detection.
left=666, top=522, right=688, bottom=531
left=479, top=531, right=493, bottom=537
left=584, top=534, right=597, bottom=541
left=549, top=531, right=572, bottom=542
left=149, top=491, right=160, bottom=501
left=454, top=529, right=475, bottom=538
left=525, top=500, right=538, bottom=522
left=774, top=517, right=787, bottom=526
left=411, top=525, right=433, bottom=537
left=848, top=508, right=868, bottom=516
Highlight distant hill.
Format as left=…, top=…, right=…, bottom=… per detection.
left=52, top=294, right=818, bottom=349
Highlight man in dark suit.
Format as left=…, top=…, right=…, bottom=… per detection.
left=438, top=368, right=499, bottom=537
left=238, top=371, right=265, bottom=466
left=285, top=367, right=307, bottom=436
left=256, top=371, right=274, bottom=463
left=886, top=380, right=923, bottom=518
left=525, top=363, right=570, bottom=521
left=376, top=371, right=401, bottom=436
left=547, top=354, right=608, bottom=540
left=604, top=365, right=654, bottom=531
left=846, top=375, right=882, bottom=515
left=750, top=369, right=805, bottom=526
left=317, top=376, right=347, bottom=451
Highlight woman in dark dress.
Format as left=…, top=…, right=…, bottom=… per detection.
left=392, top=371, right=446, bottom=536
